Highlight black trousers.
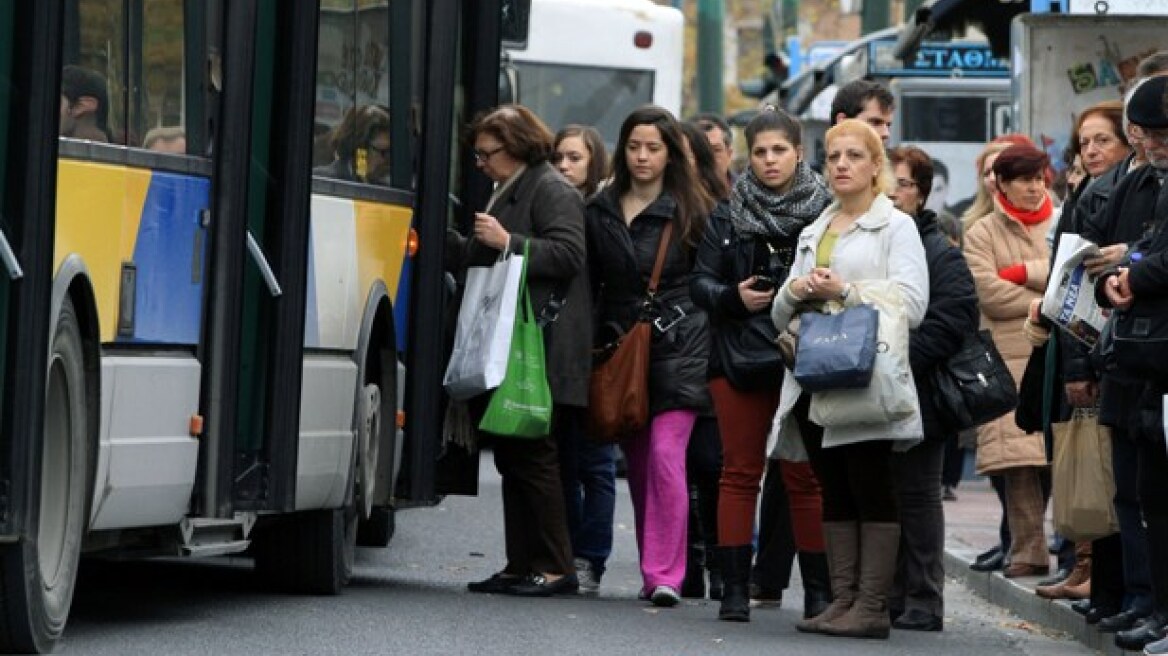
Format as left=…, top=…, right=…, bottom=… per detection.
left=489, top=405, right=576, bottom=577
left=794, top=395, right=898, bottom=523
left=686, top=415, right=721, bottom=567
left=1135, top=385, right=1168, bottom=612
left=890, top=439, right=946, bottom=615
left=752, top=458, right=796, bottom=589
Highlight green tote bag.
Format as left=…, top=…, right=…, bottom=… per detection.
left=479, top=241, right=553, bottom=438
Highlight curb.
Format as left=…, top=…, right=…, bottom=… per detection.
left=944, top=548, right=1127, bottom=655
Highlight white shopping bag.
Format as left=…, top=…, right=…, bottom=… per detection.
left=443, top=252, right=525, bottom=400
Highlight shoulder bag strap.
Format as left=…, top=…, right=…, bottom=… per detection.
left=646, top=221, right=674, bottom=298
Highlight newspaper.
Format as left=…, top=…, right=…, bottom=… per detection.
left=1040, top=233, right=1108, bottom=347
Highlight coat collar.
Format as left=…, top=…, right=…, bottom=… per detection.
left=797, top=193, right=896, bottom=250
left=589, top=185, right=677, bottom=224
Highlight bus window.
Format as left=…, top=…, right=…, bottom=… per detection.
left=63, top=0, right=126, bottom=145
left=514, top=61, right=653, bottom=151
left=134, top=0, right=187, bottom=153
left=900, top=95, right=989, bottom=144
left=314, top=0, right=393, bottom=187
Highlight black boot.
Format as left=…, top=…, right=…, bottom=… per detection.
left=680, top=484, right=707, bottom=599
left=718, top=545, right=752, bottom=622
left=681, top=543, right=706, bottom=599
left=798, top=551, right=832, bottom=619
left=1116, top=516, right=1168, bottom=650
left=708, top=566, right=724, bottom=601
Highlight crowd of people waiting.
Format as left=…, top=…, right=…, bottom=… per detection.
left=443, top=51, right=1168, bottom=653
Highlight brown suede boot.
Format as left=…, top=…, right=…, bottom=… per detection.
left=796, top=522, right=858, bottom=634
left=1036, top=542, right=1092, bottom=600
left=821, top=523, right=900, bottom=639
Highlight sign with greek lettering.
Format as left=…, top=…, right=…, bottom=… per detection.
left=870, top=41, right=1009, bottom=78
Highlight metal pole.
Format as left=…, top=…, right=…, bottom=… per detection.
left=696, top=0, right=723, bottom=114
left=861, top=0, right=890, bottom=35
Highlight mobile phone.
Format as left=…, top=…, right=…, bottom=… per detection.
left=749, top=275, right=776, bottom=292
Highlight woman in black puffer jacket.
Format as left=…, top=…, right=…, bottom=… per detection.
left=585, top=106, right=713, bottom=607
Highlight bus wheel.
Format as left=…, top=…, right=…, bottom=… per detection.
left=354, top=383, right=379, bottom=521
left=0, top=298, right=92, bottom=653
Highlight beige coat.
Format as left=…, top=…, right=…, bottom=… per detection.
left=963, top=199, right=1053, bottom=474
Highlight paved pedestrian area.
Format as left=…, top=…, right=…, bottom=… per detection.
left=942, top=477, right=1127, bottom=655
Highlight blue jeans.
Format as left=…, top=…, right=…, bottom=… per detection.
left=556, top=406, right=616, bottom=575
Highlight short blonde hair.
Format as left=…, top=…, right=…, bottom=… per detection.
left=824, top=118, right=894, bottom=196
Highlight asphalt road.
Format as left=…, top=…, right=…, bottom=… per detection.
left=61, top=451, right=1096, bottom=655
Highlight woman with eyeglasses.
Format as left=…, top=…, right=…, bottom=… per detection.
left=548, top=124, right=618, bottom=595
left=585, top=105, right=713, bottom=607
left=1026, top=100, right=1132, bottom=605
left=450, top=104, right=593, bottom=597
left=770, top=119, right=929, bottom=640
left=885, top=146, right=979, bottom=632
left=690, top=108, right=832, bottom=622
left=313, top=104, right=392, bottom=184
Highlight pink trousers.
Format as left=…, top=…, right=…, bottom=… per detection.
left=623, top=409, right=695, bottom=593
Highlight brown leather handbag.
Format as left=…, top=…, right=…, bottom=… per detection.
left=588, top=223, right=673, bottom=443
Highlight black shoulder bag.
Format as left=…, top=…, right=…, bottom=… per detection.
left=931, top=329, right=1019, bottom=431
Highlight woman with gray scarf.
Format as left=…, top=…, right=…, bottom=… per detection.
left=691, top=108, right=832, bottom=622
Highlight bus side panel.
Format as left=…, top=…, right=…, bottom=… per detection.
left=305, top=194, right=411, bottom=351
left=127, top=172, right=210, bottom=344
left=56, top=161, right=208, bottom=345
left=55, top=160, right=150, bottom=343
left=90, top=356, right=201, bottom=530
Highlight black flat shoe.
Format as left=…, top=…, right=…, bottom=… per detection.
left=1036, top=567, right=1072, bottom=587
left=1115, top=613, right=1168, bottom=651
left=1085, top=605, right=1121, bottom=625
left=1070, top=599, right=1093, bottom=616
left=467, top=572, right=522, bottom=594
left=508, top=573, right=579, bottom=597
left=893, top=609, right=943, bottom=632
left=975, top=545, right=1003, bottom=564
left=1099, top=608, right=1149, bottom=633
left=970, top=551, right=1006, bottom=572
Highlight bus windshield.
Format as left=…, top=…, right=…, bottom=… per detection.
left=513, top=61, right=653, bottom=149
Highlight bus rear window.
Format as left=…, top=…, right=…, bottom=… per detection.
left=900, top=96, right=989, bottom=143
left=513, top=61, right=653, bottom=149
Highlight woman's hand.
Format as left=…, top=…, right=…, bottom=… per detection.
left=789, top=269, right=847, bottom=302
left=738, top=277, right=776, bottom=312
left=1084, top=244, right=1127, bottom=276
left=473, top=212, right=510, bottom=250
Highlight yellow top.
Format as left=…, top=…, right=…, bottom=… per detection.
left=816, top=230, right=839, bottom=268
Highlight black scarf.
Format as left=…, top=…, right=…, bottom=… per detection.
left=728, top=161, right=832, bottom=240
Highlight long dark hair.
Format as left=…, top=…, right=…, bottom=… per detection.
left=611, top=106, right=712, bottom=248
left=680, top=121, right=729, bottom=202
left=554, top=124, right=609, bottom=198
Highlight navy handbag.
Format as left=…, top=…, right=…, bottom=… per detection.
left=792, top=304, right=880, bottom=393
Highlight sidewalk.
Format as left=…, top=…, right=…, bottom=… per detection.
left=942, top=477, right=1126, bottom=655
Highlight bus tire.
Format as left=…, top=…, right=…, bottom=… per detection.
left=0, top=297, right=93, bottom=653
left=356, top=506, right=394, bottom=547
left=253, top=506, right=357, bottom=595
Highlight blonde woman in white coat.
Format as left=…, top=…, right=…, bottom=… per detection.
left=769, top=119, right=929, bottom=640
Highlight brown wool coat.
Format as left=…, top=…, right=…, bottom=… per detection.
left=963, top=200, right=1053, bottom=474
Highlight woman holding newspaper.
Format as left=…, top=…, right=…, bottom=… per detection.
left=964, top=144, right=1055, bottom=580
left=448, top=104, right=593, bottom=597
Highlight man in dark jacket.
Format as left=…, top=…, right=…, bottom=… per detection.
left=1094, top=74, right=1168, bottom=653
left=887, top=147, right=980, bottom=632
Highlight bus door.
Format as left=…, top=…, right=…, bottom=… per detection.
left=200, top=0, right=317, bottom=518
left=0, top=3, right=70, bottom=653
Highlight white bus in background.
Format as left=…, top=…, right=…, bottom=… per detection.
left=502, top=0, right=684, bottom=148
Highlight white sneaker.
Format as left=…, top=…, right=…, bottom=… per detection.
left=575, top=557, right=600, bottom=594
left=650, top=585, right=681, bottom=607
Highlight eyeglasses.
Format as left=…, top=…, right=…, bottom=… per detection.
left=473, top=145, right=505, bottom=162
left=895, top=178, right=918, bottom=190
left=365, top=144, right=390, bottom=158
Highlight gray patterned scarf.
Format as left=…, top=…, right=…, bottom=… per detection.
left=729, top=161, right=831, bottom=239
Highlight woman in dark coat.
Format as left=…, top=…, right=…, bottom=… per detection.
left=585, top=105, right=713, bottom=607
left=887, top=146, right=980, bottom=631
left=452, top=104, right=591, bottom=597
left=689, top=108, right=832, bottom=622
